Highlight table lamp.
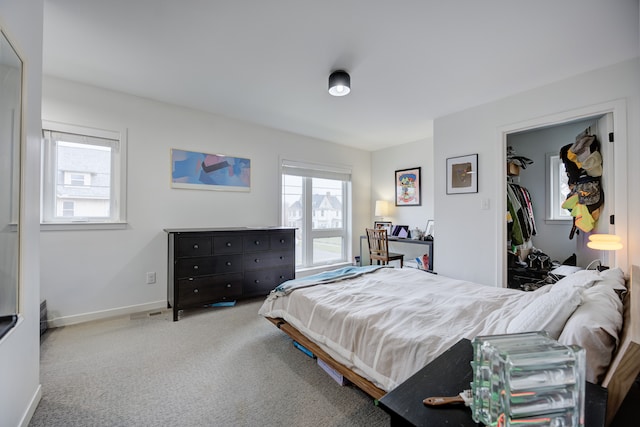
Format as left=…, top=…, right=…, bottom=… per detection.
left=375, top=200, right=388, bottom=220
left=586, top=233, right=622, bottom=271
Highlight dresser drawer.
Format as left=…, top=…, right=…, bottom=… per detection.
left=176, top=257, right=215, bottom=278
left=243, top=234, right=270, bottom=252
left=212, top=235, right=244, bottom=254
left=270, top=232, right=294, bottom=250
left=243, top=267, right=294, bottom=297
left=243, top=251, right=294, bottom=271
left=211, top=254, right=243, bottom=273
left=176, top=236, right=212, bottom=257
left=177, top=274, right=243, bottom=307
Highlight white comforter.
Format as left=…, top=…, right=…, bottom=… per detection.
left=258, top=267, right=549, bottom=391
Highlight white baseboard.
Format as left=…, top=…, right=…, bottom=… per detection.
left=47, top=300, right=167, bottom=328
left=20, top=384, right=41, bottom=427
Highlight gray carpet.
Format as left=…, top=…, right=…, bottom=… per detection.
left=30, top=298, right=390, bottom=427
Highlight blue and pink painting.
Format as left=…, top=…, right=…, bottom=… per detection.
left=171, top=149, right=251, bottom=191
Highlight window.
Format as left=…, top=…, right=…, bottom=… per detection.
left=41, top=121, right=127, bottom=226
left=547, top=153, right=572, bottom=221
left=62, top=201, right=75, bottom=217
left=65, top=172, right=91, bottom=187
left=281, top=160, right=351, bottom=269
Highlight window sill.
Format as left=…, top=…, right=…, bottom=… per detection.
left=544, top=219, right=572, bottom=225
left=295, top=262, right=351, bottom=278
left=40, top=222, right=128, bottom=231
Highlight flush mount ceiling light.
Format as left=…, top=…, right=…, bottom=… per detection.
left=328, top=70, right=350, bottom=96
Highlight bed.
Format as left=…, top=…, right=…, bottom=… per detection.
left=259, top=264, right=640, bottom=426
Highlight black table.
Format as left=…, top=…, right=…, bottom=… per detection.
left=359, top=235, right=434, bottom=271
left=378, top=339, right=607, bottom=426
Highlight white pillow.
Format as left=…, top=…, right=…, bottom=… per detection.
left=549, top=265, right=583, bottom=276
left=507, top=287, right=582, bottom=339
left=550, top=269, right=602, bottom=293
left=558, top=283, right=624, bottom=384
left=598, top=267, right=627, bottom=293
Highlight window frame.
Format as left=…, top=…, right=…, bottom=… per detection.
left=280, top=159, right=352, bottom=271
left=546, top=152, right=572, bottom=222
left=41, top=120, right=127, bottom=230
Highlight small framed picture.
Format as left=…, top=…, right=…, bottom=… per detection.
left=425, top=220, right=434, bottom=238
left=374, top=221, right=392, bottom=234
left=395, top=167, right=421, bottom=206
left=446, top=154, right=478, bottom=194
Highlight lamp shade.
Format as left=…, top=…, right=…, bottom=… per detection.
left=374, top=200, right=388, bottom=217
left=328, top=70, right=350, bottom=96
left=587, top=234, right=623, bottom=251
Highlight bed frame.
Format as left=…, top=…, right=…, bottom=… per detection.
left=601, top=264, right=640, bottom=425
left=266, top=316, right=386, bottom=399
left=265, top=264, right=640, bottom=426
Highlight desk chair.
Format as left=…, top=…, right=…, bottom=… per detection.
left=366, top=228, right=404, bottom=268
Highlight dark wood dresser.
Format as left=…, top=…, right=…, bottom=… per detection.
left=165, top=227, right=295, bottom=321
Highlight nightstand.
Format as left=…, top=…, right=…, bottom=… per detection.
left=378, top=339, right=607, bottom=427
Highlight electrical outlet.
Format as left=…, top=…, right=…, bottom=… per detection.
left=146, top=272, right=156, bottom=284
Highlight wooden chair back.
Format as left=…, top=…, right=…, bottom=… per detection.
left=366, top=228, right=390, bottom=261
left=366, top=228, right=404, bottom=267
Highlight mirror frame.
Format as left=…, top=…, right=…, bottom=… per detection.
left=0, top=26, right=23, bottom=340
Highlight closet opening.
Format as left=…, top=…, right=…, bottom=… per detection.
left=498, top=100, right=627, bottom=290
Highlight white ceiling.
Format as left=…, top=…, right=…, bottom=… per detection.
left=42, top=0, right=639, bottom=151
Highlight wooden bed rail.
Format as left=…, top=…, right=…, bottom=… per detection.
left=602, top=264, right=640, bottom=426
left=265, top=317, right=386, bottom=400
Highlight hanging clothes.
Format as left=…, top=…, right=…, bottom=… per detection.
left=560, top=131, right=604, bottom=237
left=507, top=182, right=536, bottom=247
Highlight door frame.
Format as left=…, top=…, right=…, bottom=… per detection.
left=495, top=99, right=628, bottom=286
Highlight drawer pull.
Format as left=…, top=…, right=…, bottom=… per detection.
left=193, top=288, right=199, bottom=293
left=193, top=244, right=199, bottom=249
left=279, top=256, right=284, bottom=260
left=254, top=280, right=260, bottom=284
left=226, top=261, right=232, bottom=266
left=279, top=275, right=285, bottom=279
left=226, top=283, right=232, bottom=288
left=226, top=242, right=232, bottom=247
left=254, top=258, right=260, bottom=263
left=193, top=265, right=199, bottom=270
left=280, top=239, right=285, bottom=243
left=254, top=240, right=261, bottom=245
left=188, top=277, right=194, bottom=281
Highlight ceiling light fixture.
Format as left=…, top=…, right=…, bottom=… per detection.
left=328, top=70, right=351, bottom=96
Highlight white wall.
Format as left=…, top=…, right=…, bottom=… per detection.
left=371, top=138, right=435, bottom=231
left=0, top=1, right=44, bottom=426
left=434, top=58, right=640, bottom=285
left=41, top=76, right=372, bottom=325
left=369, top=138, right=435, bottom=265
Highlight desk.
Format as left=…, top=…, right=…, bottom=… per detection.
left=360, top=235, right=433, bottom=271
left=378, top=339, right=607, bottom=427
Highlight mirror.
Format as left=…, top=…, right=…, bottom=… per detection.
left=0, top=28, right=22, bottom=338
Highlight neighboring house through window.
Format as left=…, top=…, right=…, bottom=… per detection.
left=41, top=121, right=127, bottom=227
left=281, top=159, right=351, bottom=269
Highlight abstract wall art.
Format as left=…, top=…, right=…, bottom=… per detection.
left=171, top=149, right=251, bottom=191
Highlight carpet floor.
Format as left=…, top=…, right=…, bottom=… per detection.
left=30, top=298, right=390, bottom=427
